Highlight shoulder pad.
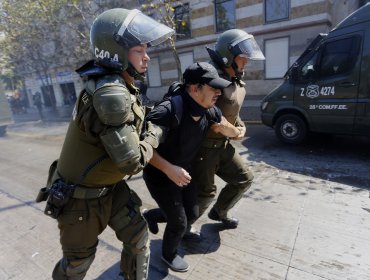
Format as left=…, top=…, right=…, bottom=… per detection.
left=75, top=60, right=121, bottom=78
left=93, top=82, right=132, bottom=126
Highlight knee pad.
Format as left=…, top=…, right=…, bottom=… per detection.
left=53, top=254, right=95, bottom=280
left=237, top=170, right=254, bottom=191
left=120, top=225, right=150, bottom=280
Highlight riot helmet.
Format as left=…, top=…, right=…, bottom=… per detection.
left=90, top=8, right=174, bottom=76
left=206, top=29, right=265, bottom=79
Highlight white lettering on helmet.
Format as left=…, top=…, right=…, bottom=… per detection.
left=94, top=47, right=119, bottom=61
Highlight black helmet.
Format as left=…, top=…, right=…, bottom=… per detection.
left=90, top=8, right=174, bottom=71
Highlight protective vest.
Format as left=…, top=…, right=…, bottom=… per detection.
left=57, top=74, right=145, bottom=187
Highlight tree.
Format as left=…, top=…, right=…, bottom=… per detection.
left=0, top=0, right=136, bottom=107
left=1, top=0, right=87, bottom=108
left=140, top=0, right=183, bottom=82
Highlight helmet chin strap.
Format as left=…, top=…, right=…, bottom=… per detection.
left=126, top=63, right=145, bottom=81
left=231, top=61, right=244, bottom=81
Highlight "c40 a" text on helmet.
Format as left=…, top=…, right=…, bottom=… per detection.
left=94, top=47, right=119, bottom=62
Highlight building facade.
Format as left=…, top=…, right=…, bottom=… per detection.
left=145, top=0, right=363, bottom=104
left=23, top=0, right=364, bottom=118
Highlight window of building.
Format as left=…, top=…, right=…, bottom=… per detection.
left=215, top=0, right=235, bottom=32
left=265, top=0, right=289, bottom=23
left=265, top=37, right=289, bottom=79
left=174, top=3, right=191, bottom=40
left=147, top=57, right=161, bottom=87
left=179, top=52, right=194, bottom=73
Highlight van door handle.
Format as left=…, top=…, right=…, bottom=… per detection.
left=339, top=82, right=356, bottom=87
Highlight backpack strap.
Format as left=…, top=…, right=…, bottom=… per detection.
left=205, top=106, right=222, bottom=125
left=170, top=94, right=183, bottom=129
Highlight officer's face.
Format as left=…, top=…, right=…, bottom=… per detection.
left=194, top=84, right=222, bottom=109
left=234, top=54, right=248, bottom=73
left=128, top=44, right=150, bottom=74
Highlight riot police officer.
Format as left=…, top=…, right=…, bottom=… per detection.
left=190, top=29, right=265, bottom=232
left=47, top=8, right=173, bottom=280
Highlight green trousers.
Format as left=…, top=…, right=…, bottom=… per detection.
left=52, top=181, right=149, bottom=280
left=191, top=141, right=254, bottom=219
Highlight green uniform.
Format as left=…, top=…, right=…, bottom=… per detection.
left=51, top=73, right=152, bottom=280
left=191, top=69, right=254, bottom=219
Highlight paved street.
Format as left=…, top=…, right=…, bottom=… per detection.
left=0, top=122, right=370, bottom=280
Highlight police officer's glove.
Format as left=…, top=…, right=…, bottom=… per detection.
left=142, top=121, right=166, bottom=149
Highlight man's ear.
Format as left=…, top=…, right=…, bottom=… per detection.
left=189, top=84, right=198, bottom=94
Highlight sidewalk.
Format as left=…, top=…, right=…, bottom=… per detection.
left=10, top=94, right=263, bottom=125
left=10, top=105, right=73, bottom=123
left=1, top=123, right=369, bottom=279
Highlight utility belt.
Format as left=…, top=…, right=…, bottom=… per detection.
left=36, top=157, right=114, bottom=219
left=72, top=184, right=115, bottom=199
left=36, top=181, right=115, bottom=202
left=36, top=179, right=116, bottom=219
left=202, top=138, right=229, bottom=149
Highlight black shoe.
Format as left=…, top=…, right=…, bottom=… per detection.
left=183, top=226, right=202, bottom=242
left=142, top=209, right=159, bottom=234
left=208, top=208, right=239, bottom=229
left=161, top=255, right=189, bottom=272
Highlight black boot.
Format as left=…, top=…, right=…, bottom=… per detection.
left=183, top=225, right=202, bottom=242
left=142, top=209, right=159, bottom=234
left=208, top=207, right=239, bottom=229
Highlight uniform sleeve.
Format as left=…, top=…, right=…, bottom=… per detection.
left=92, top=83, right=133, bottom=126
left=92, top=81, right=152, bottom=175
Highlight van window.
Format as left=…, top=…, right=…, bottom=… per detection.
left=300, top=52, right=319, bottom=80
left=319, top=36, right=360, bottom=77
left=299, top=36, right=360, bottom=80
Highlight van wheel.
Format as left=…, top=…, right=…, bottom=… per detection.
left=275, top=114, right=307, bottom=144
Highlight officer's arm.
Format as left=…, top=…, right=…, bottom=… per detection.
left=211, top=116, right=240, bottom=138
left=93, top=83, right=155, bottom=175
left=235, top=115, right=245, bottom=128
left=149, top=150, right=191, bottom=187
left=233, top=115, right=246, bottom=139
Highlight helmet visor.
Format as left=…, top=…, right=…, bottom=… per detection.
left=232, top=37, right=265, bottom=60
left=118, top=9, right=174, bottom=47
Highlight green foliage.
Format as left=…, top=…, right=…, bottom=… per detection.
left=0, top=0, right=91, bottom=76
left=0, top=0, right=178, bottom=89
left=0, top=0, right=128, bottom=88
left=140, top=0, right=183, bottom=81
